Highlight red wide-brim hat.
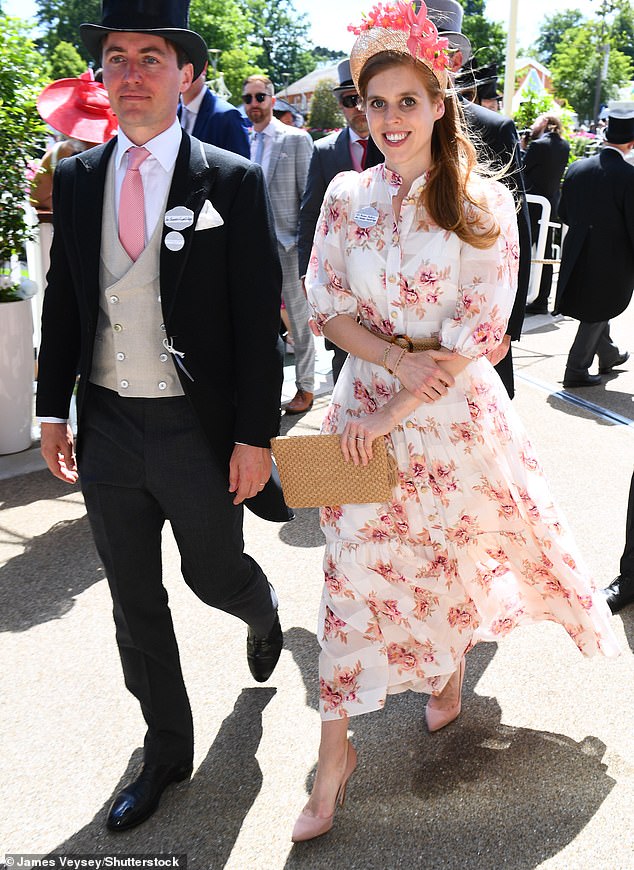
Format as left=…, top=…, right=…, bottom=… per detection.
left=37, top=70, right=118, bottom=144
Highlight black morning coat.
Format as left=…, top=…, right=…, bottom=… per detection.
left=554, top=147, right=634, bottom=323
left=36, top=129, right=292, bottom=521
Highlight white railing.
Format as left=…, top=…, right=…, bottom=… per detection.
left=525, top=193, right=568, bottom=305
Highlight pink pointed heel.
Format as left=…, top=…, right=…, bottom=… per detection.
left=425, top=657, right=465, bottom=733
left=291, top=741, right=357, bottom=842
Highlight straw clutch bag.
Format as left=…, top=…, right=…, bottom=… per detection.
left=270, top=433, right=398, bottom=508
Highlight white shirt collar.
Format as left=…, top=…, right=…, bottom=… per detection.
left=115, top=118, right=182, bottom=173
left=348, top=128, right=366, bottom=144
left=602, top=144, right=625, bottom=158
left=183, top=84, right=207, bottom=116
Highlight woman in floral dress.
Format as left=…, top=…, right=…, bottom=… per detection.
left=291, top=1, right=620, bottom=843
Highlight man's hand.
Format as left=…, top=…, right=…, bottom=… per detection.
left=228, top=444, right=272, bottom=505
left=486, top=334, right=511, bottom=367
left=41, top=422, right=78, bottom=484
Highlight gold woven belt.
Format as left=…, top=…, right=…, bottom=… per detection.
left=364, top=325, right=441, bottom=353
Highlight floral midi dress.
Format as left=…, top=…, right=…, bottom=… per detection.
left=306, top=164, right=620, bottom=722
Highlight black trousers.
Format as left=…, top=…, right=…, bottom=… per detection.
left=79, top=385, right=276, bottom=765
left=566, top=321, right=620, bottom=374
left=620, top=469, right=634, bottom=579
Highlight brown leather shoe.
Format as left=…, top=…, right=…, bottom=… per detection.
left=284, top=389, right=314, bottom=414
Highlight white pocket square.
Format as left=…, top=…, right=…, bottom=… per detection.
left=195, top=200, right=224, bottom=230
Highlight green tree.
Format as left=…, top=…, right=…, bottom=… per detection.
left=461, top=0, right=506, bottom=70
left=0, top=18, right=47, bottom=297
left=50, top=40, right=86, bottom=79
left=533, top=9, right=584, bottom=66
left=308, top=78, right=343, bottom=132
left=190, top=0, right=262, bottom=101
left=550, top=22, right=633, bottom=121
left=36, top=0, right=100, bottom=63
left=611, top=0, right=634, bottom=63
left=241, top=0, right=315, bottom=91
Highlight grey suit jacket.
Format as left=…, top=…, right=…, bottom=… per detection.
left=263, top=117, right=313, bottom=251
left=298, top=127, right=383, bottom=276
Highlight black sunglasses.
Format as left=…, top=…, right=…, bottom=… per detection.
left=243, top=92, right=269, bottom=104
left=340, top=94, right=360, bottom=109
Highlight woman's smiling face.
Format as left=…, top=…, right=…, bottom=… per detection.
left=365, top=62, right=445, bottom=183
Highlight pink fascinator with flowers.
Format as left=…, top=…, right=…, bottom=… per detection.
left=349, top=1, right=450, bottom=91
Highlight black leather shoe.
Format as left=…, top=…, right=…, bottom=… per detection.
left=525, top=303, right=549, bottom=315
left=106, top=761, right=192, bottom=832
left=599, top=351, right=629, bottom=374
left=247, top=612, right=283, bottom=682
left=563, top=371, right=602, bottom=388
left=602, top=575, right=634, bottom=614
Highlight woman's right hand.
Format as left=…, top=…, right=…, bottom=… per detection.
left=395, top=348, right=458, bottom=402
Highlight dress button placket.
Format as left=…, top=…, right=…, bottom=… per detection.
left=386, top=240, right=402, bottom=328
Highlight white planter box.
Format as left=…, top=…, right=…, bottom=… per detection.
left=0, top=299, right=33, bottom=454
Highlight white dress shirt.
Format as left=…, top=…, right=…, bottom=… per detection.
left=348, top=128, right=369, bottom=173
left=180, top=85, right=206, bottom=134
left=249, top=118, right=283, bottom=177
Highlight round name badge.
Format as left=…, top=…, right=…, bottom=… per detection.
left=165, top=231, right=185, bottom=252
left=353, top=206, right=379, bottom=228
left=164, top=206, right=194, bottom=231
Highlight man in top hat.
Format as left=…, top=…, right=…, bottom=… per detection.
left=273, top=97, right=304, bottom=127
left=242, top=73, right=315, bottom=414
left=427, top=0, right=532, bottom=400
left=554, top=102, right=634, bottom=389
left=178, top=60, right=250, bottom=157
left=297, top=58, right=384, bottom=383
left=456, top=61, right=503, bottom=112
left=523, top=113, right=570, bottom=315
left=36, top=0, right=288, bottom=832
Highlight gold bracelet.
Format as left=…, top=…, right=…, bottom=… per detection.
left=382, top=344, right=407, bottom=376
left=391, top=347, right=407, bottom=378
left=381, top=344, right=393, bottom=372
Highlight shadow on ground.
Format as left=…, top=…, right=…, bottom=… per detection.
left=48, top=688, right=276, bottom=866
left=282, top=629, right=616, bottom=870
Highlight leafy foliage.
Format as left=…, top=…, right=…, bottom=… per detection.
left=36, top=0, right=101, bottom=63
left=0, top=18, right=48, bottom=298
left=241, top=0, right=315, bottom=92
left=532, top=10, right=584, bottom=66
left=461, top=0, right=507, bottom=70
left=308, top=78, right=343, bottom=131
left=190, top=0, right=262, bottom=101
left=550, top=22, right=633, bottom=121
left=50, top=40, right=86, bottom=79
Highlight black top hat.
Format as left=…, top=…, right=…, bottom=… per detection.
left=332, top=59, right=356, bottom=95
left=80, top=0, right=208, bottom=79
left=605, top=102, right=634, bottom=144
left=456, top=62, right=501, bottom=102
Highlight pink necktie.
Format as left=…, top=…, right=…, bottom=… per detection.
left=118, top=146, right=150, bottom=261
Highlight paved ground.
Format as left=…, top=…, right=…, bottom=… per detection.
left=1, top=314, right=633, bottom=870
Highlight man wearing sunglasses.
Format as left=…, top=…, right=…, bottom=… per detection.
left=298, top=59, right=383, bottom=383
left=243, top=75, right=315, bottom=414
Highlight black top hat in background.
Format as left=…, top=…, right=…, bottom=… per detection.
left=80, top=0, right=209, bottom=79
left=455, top=61, right=502, bottom=102
left=605, top=101, right=634, bottom=144
left=332, top=60, right=355, bottom=95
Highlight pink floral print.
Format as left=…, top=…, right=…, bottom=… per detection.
left=305, top=164, right=620, bottom=721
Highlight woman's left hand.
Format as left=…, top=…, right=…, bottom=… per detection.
left=340, top=410, right=394, bottom=466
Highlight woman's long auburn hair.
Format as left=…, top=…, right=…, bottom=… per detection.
left=358, top=51, right=501, bottom=250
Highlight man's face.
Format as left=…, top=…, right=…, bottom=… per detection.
left=242, top=80, right=274, bottom=129
left=102, top=32, right=193, bottom=143
left=480, top=97, right=501, bottom=113
left=339, top=89, right=368, bottom=137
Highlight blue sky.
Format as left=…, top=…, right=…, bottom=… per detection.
left=6, top=0, right=601, bottom=53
